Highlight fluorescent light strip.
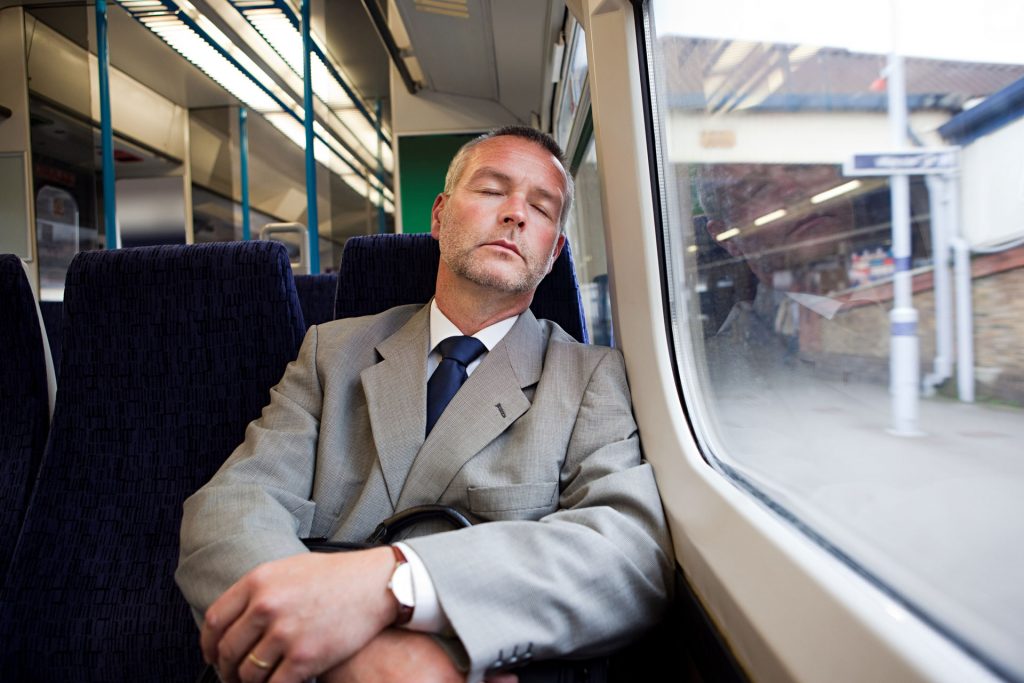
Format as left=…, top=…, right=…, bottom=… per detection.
left=754, top=208, right=787, bottom=226
left=139, top=14, right=280, bottom=111
left=122, top=1, right=392, bottom=208
left=716, top=227, right=740, bottom=241
left=264, top=113, right=391, bottom=203
left=811, top=180, right=862, bottom=204
left=232, top=1, right=390, bottom=148
left=239, top=5, right=392, bottom=174
left=311, top=118, right=392, bottom=200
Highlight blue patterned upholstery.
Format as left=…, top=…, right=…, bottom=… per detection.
left=39, top=300, right=63, bottom=375
left=0, top=242, right=305, bottom=682
left=334, top=234, right=589, bottom=342
left=294, top=272, right=339, bottom=328
left=0, top=255, right=49, bottom=585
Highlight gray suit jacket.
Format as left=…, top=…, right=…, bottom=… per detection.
left=176, top=303, right=673, bottom=680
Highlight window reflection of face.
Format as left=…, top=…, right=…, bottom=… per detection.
left=704, top=164, right=855, bottom=280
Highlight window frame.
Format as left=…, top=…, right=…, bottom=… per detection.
left=576, top=0, right=1004, bottom=680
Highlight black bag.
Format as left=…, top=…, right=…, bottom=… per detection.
left=196, top=505, right=607, bottom=683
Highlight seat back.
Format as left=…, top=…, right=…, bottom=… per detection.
left=0, top=255, right=50, bottom=584
left=0, top=241, right=305, bottom=682
left=39, top=300, right=63, bottom=374
left=334, top=234, right=589, bottom=342
left=294, top=272, right=339, bottom=328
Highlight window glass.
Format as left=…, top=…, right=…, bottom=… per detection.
left=192, top=185, right=279, bottom=244
left=646, top=1, right=1024, bottom=678
left=556, top=26, right=612, bottom=347
left=31, top=99, right=101, bottom=300
left=565, top=138, right=612, bottom=346
left=555, top=22, right=590, bottom=149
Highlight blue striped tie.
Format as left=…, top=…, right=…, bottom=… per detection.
left=426, top=335, right=487, bottom=435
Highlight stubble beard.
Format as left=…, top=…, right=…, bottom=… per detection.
left=439, top=213, right=556, bottom=295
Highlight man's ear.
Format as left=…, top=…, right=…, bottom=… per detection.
left=546, top=233, right=566, bottom=274
left=705, top=218, right=741, bottom=259
left=430, top=193, right=447, bottom=239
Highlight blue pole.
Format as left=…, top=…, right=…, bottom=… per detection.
left=239, top=107, right=251, bottom=241
left=95, top=0, right=117, bottom=249
left=376, top=98, right=386, bottom=234
left=301, top=0, right=320, bottom=273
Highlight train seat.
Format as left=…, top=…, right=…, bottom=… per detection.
left=294, top=272, right=339, bottom=328
left=0, top=241, right=305, bottom=682
left=0, top=254, right=52, bottom=584
left=39, top=299, right=63, bottom=374
left=334, top=233, right=589, bottom=342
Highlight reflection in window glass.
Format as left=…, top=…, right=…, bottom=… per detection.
left=555, top=23, right=590, bottom=149
left=565, top=138, right=612, bottom=346
left=192, top=185, right=279, bottom=244
left=31, top=100, right=101, bottom=300
left=648, top=1, right=1024, bottom=678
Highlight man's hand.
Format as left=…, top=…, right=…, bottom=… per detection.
left=200, top=547, right=397, bottom=683
left=320, top=629, right=518, bottom=683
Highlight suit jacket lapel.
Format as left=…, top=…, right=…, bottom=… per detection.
left=396, top=310, right=547, bottom=509
left=361, top=304, right=431, bottom=508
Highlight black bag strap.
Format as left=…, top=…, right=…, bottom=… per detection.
left=364, top=503, right=475, bottom=543
left=300, top=504, right=476, bottom=552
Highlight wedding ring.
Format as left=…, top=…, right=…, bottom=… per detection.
left=247, top=651, right=273, bottom=670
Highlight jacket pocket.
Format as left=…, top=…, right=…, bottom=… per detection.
left=467, top=482, right=558, bottom=520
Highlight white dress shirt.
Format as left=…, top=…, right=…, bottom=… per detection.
left=394, top=300, right=518, bottom=632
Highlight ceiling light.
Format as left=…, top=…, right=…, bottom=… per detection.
left=811, top=180, right=862, bottom=204
left=754, top=209, right=787, bottom=226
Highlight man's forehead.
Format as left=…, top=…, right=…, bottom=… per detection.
left=462, top=139, right=566, bottom=192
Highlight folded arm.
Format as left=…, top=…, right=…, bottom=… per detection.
left=406, top=348, right=674, bottom=682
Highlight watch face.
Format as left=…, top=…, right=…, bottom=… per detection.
left=390, top=562, right=415, bottom=608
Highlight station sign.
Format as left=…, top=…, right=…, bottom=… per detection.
left=844, top=147, right=960, bottom=176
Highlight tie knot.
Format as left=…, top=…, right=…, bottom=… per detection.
left=437, top=335, right=487, bottom=366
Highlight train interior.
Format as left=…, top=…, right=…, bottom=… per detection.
left=1, top=0, right=1023, bottom=681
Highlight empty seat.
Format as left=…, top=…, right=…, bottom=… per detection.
left=0, top=254, right=50, bottom=583
left=334, top=233, right=589, bottom=342
left=0, top=241, right=305, bottom=682
left=294, top=272, right=339, bottom=328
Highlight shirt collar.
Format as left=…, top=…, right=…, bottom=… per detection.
left=429, top=299, right=518, bottom=353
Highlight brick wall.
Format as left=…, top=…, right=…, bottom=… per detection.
left=800, top=248, right=1024, bottom=405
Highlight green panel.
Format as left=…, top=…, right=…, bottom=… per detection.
left=398, top=133, right=479, bottom=233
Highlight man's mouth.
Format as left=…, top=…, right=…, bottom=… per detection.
left=484, top=239, right=522, bottom=257
left=787, top=213, right=835, bottom=242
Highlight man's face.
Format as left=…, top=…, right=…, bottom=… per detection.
left=432, top=137, right=567, bottom=295
left=704, top=163, right=856, bottom=277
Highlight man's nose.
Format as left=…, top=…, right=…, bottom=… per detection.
left=500, top=196, right=527, bottom=228
left=767, top=166, right=808, bottom=204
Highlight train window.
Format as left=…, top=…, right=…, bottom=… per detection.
left=191, top=186, right=279, bottom=244
left=556, top=23, right=612, bottom=346
left=565, top=136, right=613, bottom=346
left=643, top=1, right=1024, bottom=679
left=31, top=99, right=103, bottom=300
left=554, top=17, right=589, bottom=151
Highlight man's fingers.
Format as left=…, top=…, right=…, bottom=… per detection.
left=235, top=639, right=284, bottom=683
left=201, top=580, right=252, bottom=663
left=214, top=602, right=278, bottom=680
left=267, top=650, right=320, bottom=683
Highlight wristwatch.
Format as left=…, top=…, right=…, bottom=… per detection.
left=387, top=545, right=415, bottom=626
